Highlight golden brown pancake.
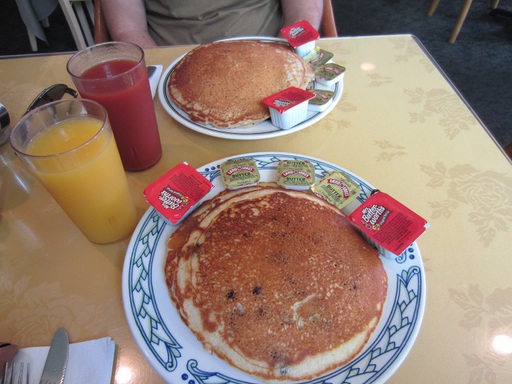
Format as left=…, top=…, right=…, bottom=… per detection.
left=168, top=40, right=315, bottom=128
left=165, top=183, right=387, bottom=382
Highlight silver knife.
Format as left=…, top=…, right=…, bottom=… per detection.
left=39, top=328, right=69, bottom=384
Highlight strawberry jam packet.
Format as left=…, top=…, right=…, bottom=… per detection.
left=281, top=20, right=320, bottom=57
left=144, top=162, right=214, bottom=225
left=261, top=87, right=315, bottom=129
left=348, top=192, right=429, bottom=257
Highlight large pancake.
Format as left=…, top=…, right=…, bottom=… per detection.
left=168, top=40, right=315, bottom=128
left=165, top=183, right=387, bottom=382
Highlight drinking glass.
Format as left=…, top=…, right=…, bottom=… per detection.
left=67, top=42, right=162, bottom=171
left=10, top=99, right=138, bottom=244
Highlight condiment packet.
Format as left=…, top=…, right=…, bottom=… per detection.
left=308, top=89, right=335, bottom=112
left=261, top=87, right=315, bottom=129
left=144, top=162, right=214, bottom=224
left=303, top=48, right=334, bottom=71
left=220, top=157, right=261, bottom=189
left=315, top=63, right=346, bottom=86
left=277, top=160, right=316, bottom=190
left=348, top=192, right=429, bottom=258
left=311, top=171, right=361, bottom=214
left=281, top=20, right=320, bottom=57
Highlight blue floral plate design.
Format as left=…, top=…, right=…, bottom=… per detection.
left=123, top=152, right=426, bottom=384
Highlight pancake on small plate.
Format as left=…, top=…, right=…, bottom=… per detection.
left=168, top=40, right=315, bottom=128
left=165, top=182, right=388, bottom=382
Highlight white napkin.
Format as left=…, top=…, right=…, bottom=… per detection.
left=12, top=337, right=115, bottom=384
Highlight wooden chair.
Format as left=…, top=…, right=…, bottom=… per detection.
left=94, top=0, right=337, bottom=44
left=428, top=0, right=500, bottom=43
left=321, top=0, right=338, bottom=37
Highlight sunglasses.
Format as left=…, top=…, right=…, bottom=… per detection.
left=25, top=84, right=78, bottom=115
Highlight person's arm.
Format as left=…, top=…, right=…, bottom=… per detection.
left=280, top=0, right=323, bottom=32
left=101, top=0, right=159, bottom=48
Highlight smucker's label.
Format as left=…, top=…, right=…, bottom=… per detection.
left=281, top=20, right=320, bottom=48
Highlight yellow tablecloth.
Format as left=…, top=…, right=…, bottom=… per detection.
left=1, top=35, right=511, bottom=383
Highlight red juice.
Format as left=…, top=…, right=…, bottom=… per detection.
left=79, top=59, right=162, bottom=171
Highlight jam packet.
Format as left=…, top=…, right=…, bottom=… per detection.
left=348, top=192, right=429, bottom=257
left=281, top=20, right=320, bottom=57
left=261, top=87, right=315, bottom=129
left=220, top=157, right=261, bottom=189
left=277, top=160, right=316, bottom=190
left=311, top=171, right=361, bottom=214
left=144, top=162, right=214, bottom=225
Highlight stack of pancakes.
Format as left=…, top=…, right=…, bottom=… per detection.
left=168, top=40, right=315, bottom=128
left=165, top=183, right=388, bottom=382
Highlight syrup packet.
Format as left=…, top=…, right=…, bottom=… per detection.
left=144, top=162, right=214, bottom=224
left=348, top=192, right=429, bottom=257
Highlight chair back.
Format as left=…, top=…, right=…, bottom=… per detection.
left=321, top=0, right=338, bottom=37
left=94, top=0, right=109, bottom=44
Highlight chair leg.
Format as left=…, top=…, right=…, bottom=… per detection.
left=449, top=0, right=474, bottom=43
left=74, top=1, right=95, bottom=45
left=27, top=27, right=38, bottom=51
left=58, top=0, right=88, bottom=50
left=428, top=0, right=441, bottom=16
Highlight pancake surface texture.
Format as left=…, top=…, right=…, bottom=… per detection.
left=168, top=40, right=314, bottom=128
left=165, top=183, right=387, bottom=382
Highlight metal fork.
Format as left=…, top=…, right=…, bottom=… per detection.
left=2, top=362, right=30, bottom=384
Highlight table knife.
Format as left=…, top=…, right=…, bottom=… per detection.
left=39, top=328, right=69, bottom=384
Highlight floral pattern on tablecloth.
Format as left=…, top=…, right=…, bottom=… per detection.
left=449, top=285, right=512, bottom=383
left=421, top=162, right=512, bottom=246
left=405, top=88, right=475, bottom=139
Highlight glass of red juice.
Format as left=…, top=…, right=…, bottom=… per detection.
left=66, top=42, right=162, bottom=171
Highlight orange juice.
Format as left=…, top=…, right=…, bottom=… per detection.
left=27, top=116, right=137, bottom=243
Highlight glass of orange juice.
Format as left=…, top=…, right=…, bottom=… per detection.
left=10, top=99, right=138, bottom=244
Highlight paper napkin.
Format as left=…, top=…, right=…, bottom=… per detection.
left=12, top=337, right=115, bottom=384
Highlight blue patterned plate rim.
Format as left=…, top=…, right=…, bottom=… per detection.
left=122, top=152, right=426, bottom=384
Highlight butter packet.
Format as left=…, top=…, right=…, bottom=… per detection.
left=315, top=63, right=346, bottom=86
left=220, top=157, right=260, bottom=189
left=303, top=48, right=334, bottom=71
left=308, top=89, right=335, bottom=112
left=144, top=162, right=214, bottom=225
left=311, top=171, right=361, bottom=214
left=277, top=160, right=316, bottom=190
left=348, top=192, right=429, bottom=258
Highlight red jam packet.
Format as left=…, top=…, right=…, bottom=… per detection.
left=144, top=162, right=214, bottom=225
left=281, top=20, right=320, bottom=48
left=348, top=192, right=429, bottom=257
left=261, top=87, right=315, bottom=114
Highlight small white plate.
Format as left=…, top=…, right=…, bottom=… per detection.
left=123, top=152, right=426, bottom=384
left=157, top=38, right=344, bottom=140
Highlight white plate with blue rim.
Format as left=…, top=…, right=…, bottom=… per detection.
left=157, top=38, right=344, bottom=140
left=122, top=152, right=426, bottom=383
